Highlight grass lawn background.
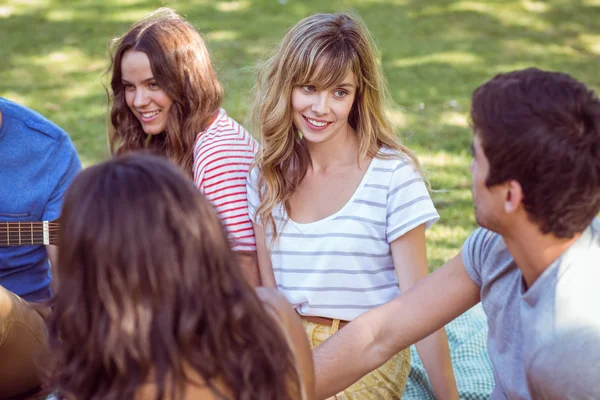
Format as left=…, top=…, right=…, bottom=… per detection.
left=2, top=0, right=599, bottom=268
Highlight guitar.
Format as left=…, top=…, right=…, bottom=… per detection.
left=0, top=220, right=59, bottom=247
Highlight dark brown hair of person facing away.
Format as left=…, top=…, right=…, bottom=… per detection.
left=106, top=8, right=222, bottom=177
left=471, top=67, right=600, bottom=238
left=47, top=154, right=304, bottom=400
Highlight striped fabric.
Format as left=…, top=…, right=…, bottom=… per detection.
left=247, top=148, right=439, bottom=320
left=193, top=108, right=258, bottom=252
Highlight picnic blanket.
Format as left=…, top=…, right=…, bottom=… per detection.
left=402, top=304, right=494, bottom=400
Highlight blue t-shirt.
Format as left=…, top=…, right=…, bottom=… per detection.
left=0, top=97, right=81, bottom=301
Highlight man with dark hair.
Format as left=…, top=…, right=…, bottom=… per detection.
left=313, top=68, right=600, bottom=400
left=0, top=97, right=81, bottom=397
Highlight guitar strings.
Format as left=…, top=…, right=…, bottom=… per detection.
left=0, top=224, right=60, bottom=245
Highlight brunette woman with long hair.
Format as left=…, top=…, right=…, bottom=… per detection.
left=106, top=8, right=259, bottom=285
left=46, top=154, right=314, bottom=400
left=247, top=12, right=458, bottom=399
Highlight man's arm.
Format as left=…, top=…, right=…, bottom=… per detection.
left=313, top=252, right=480, bottom=399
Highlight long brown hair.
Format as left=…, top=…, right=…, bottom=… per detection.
left=47, top=154, right=304, bottom=400
left=249, top=12, right=423, bottom=239
left=106, top=8, right=222, bottom=177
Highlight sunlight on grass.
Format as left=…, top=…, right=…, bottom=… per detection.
left=450, top=0, right=552, bottom=31
left=1, top=0, right=50, bottom=16
left=421, top=152, right=470, bottom=168
left=450, top=1, right=493, bottom=13
left=214, top=1, right=250, bottom=12
left=103, top=9, right=157, bottom=22
left=501, top=39, right=579, bottom=57
left=387, top=109, right=407, bottom=128
left=522, top=0, right=549, bottom=13
left=578, top=34, right=600, bottom=55
left=46, top=8, right=88, bottom=21
left=392, top=52, right=482, bottom=68
left=0, top=6, right=15, bottom=17
left=28, top=48, right=106, bottom=76
left=0, top=91, right=27, bottom=104
left=439, top=111, right=469, bottom=128
left=207, top=30, right=239, bottom=42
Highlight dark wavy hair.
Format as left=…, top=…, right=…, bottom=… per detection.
left=471, top=68, right=600, bottom=237
left=106, top=8, right=222, bottom=177
left=47, top=154, right=304, bottom=400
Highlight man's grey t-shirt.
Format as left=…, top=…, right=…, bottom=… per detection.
left=462, top=219, right=600, bottom=400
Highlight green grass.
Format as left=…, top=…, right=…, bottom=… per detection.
left=2, top=0, right=600, bottom=268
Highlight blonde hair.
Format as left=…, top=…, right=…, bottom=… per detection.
left=250, top=12, right=422, bottom=239
left=106, top=8, right=223, bottom=177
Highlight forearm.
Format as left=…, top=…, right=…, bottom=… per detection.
left=314, top=255, right=479, bottom=399
left=415, top=328, right=459, bottom=400
left=313, top=295, right=441, bottom=398
left=236, top=250, right=261, bottom=287
left=258, top=265, right=277, bottom=288
left=314, top=305, right=395, bottom=399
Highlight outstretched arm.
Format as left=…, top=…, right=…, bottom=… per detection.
left=392, top=225, right=457, bottom=399
left=313, top=252, right=480, bottom=399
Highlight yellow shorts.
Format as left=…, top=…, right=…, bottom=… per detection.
left=302, top=319, right=411, bottom=399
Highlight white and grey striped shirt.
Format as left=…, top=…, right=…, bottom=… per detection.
left=247, top=147, right=439, bottom=320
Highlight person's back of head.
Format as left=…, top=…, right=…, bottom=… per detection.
left=471, top=67, right=600, bottom=237
left=47, top=154, right=305, bottom=400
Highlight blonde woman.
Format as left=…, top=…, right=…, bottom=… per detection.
left=246, top=12, right=458, bottom=400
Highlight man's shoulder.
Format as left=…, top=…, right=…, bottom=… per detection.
left=1, top=98, right=68, bottom=142
left=463, top=227, right=509, bottom=265
left=462, top=227, right=516, bottom=287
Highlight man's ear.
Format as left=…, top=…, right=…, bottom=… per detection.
left=504, top=180, right=523, bottom=213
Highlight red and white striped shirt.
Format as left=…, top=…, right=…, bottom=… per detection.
left=193, top=109, right=258, bottom=252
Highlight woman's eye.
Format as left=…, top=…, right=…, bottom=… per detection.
left=123, top=84, right=134, bottom=91
left=302, top=85, right=316, bottom=92
left=148, top=82, right=159, bottom=89
left=334, top=89, right=348, bottom=98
